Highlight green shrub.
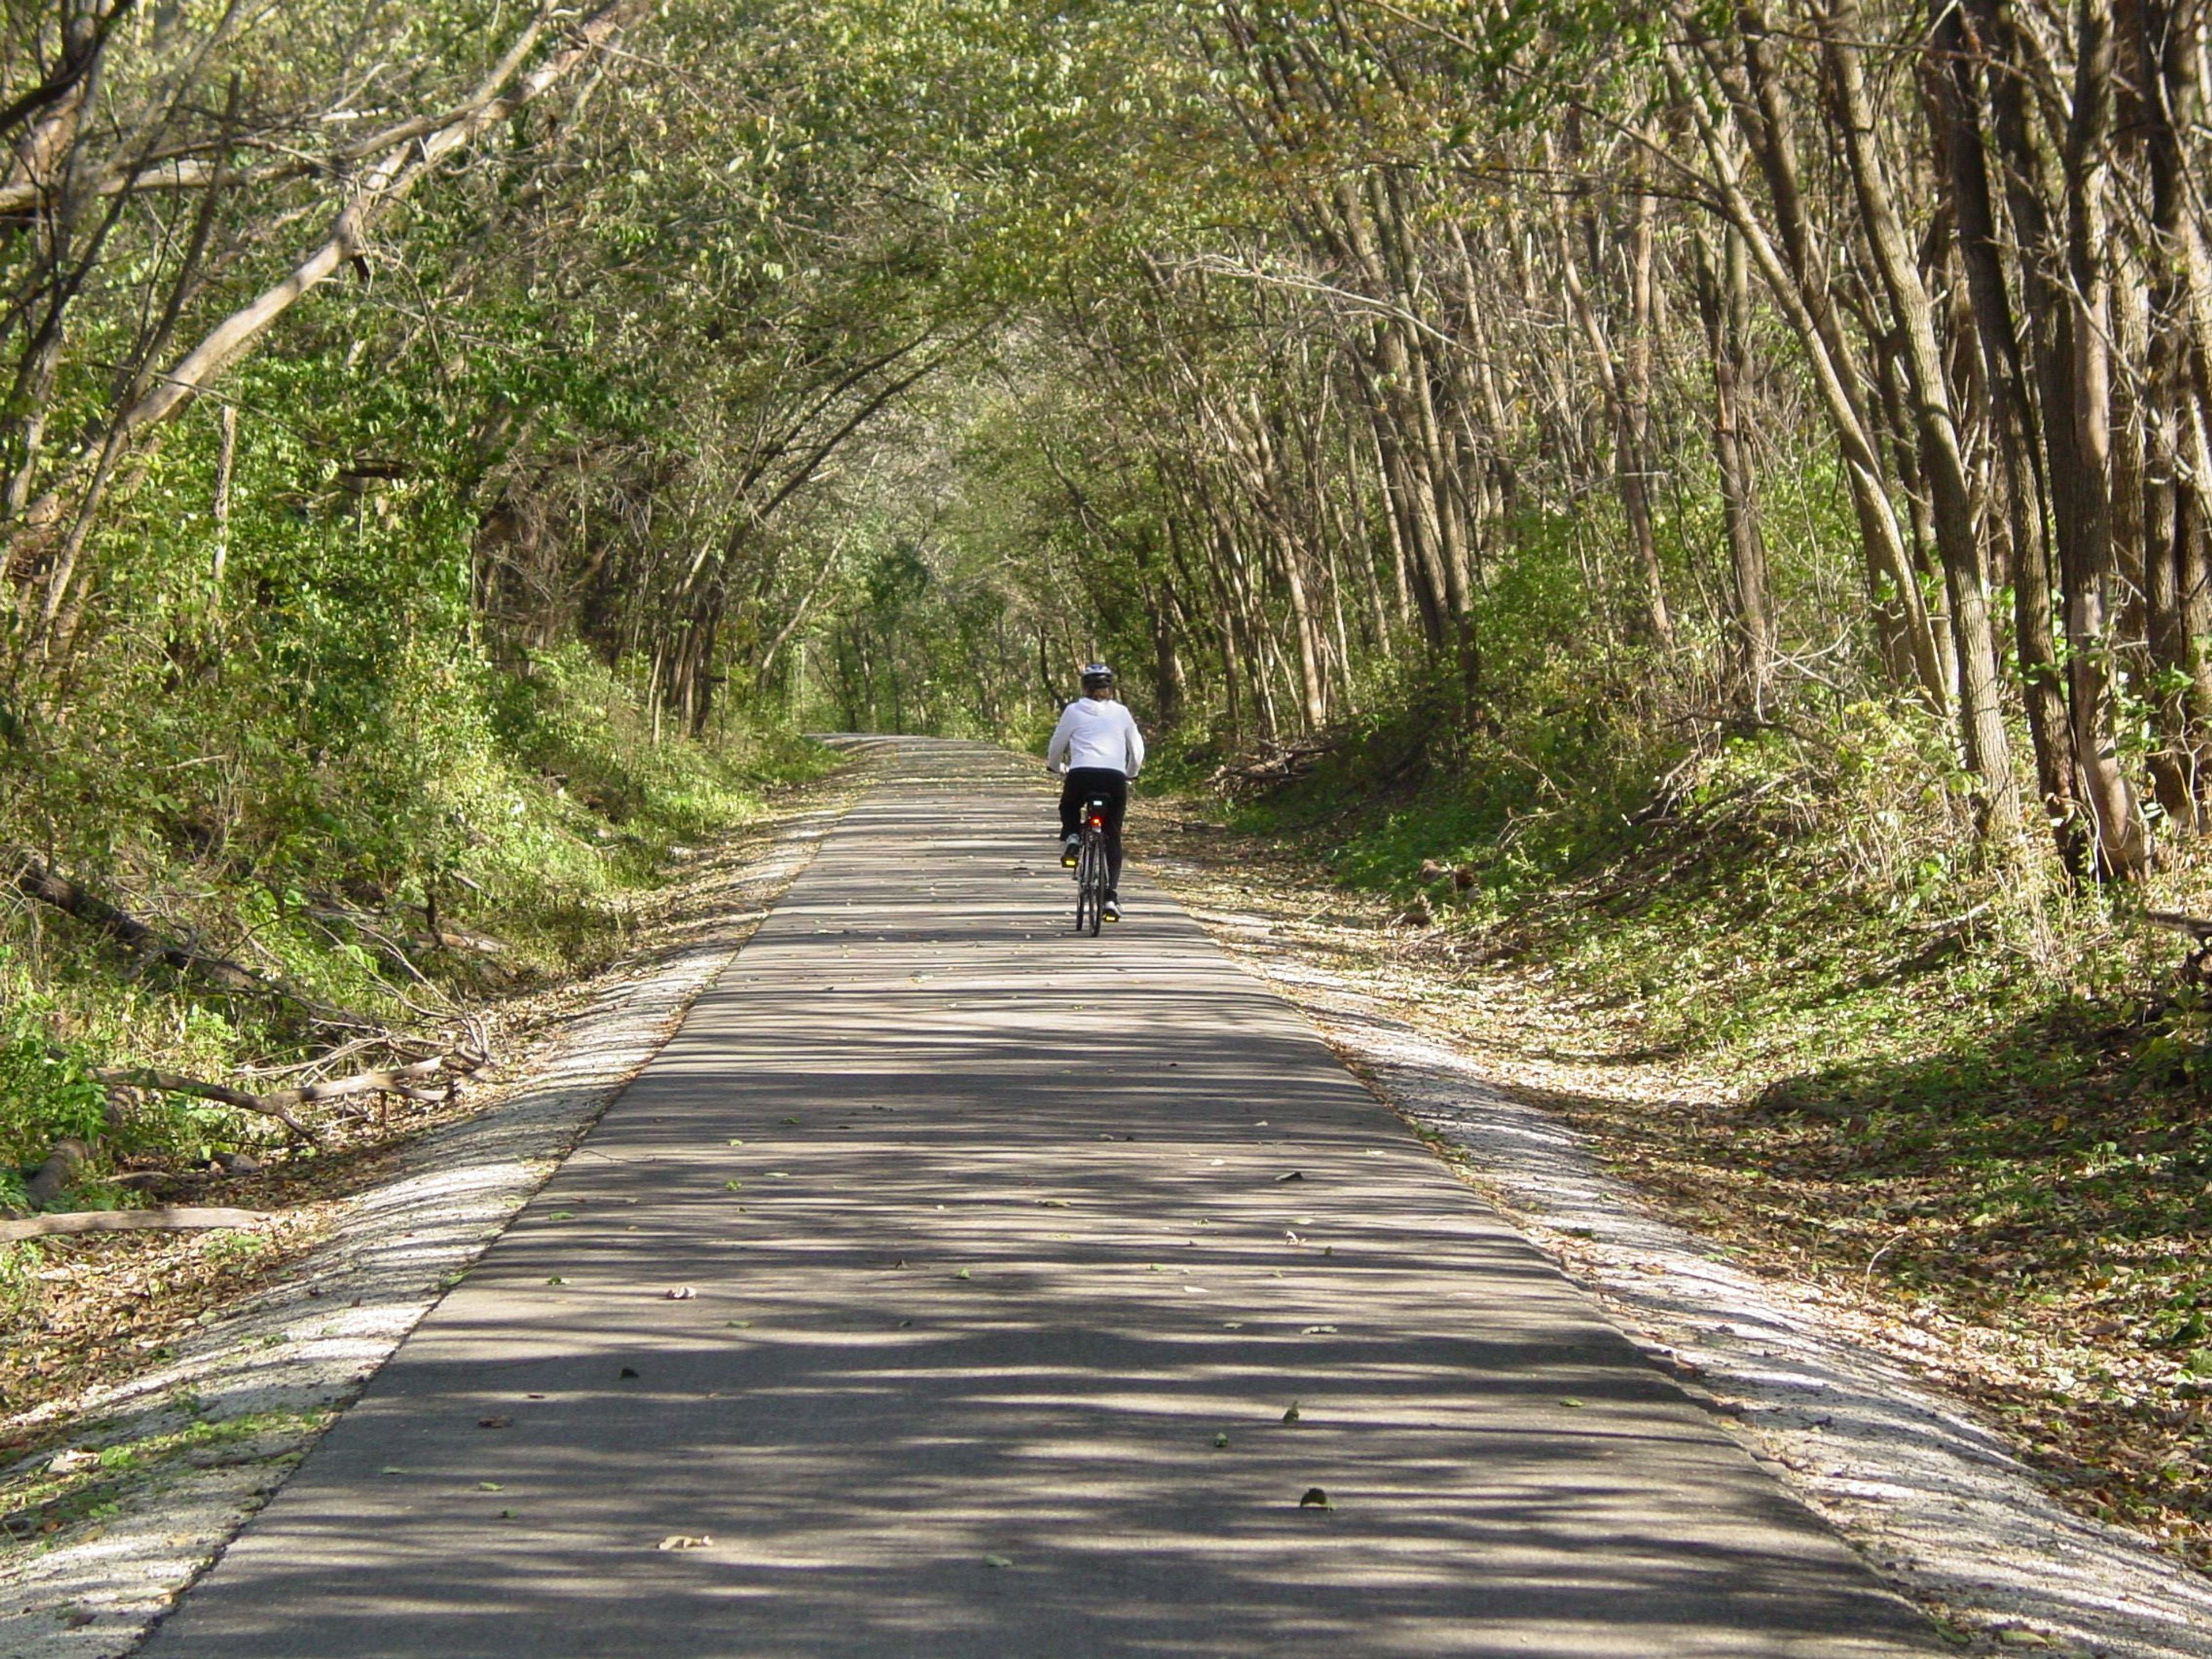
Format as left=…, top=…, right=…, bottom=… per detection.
left=0, top=957, right=111, bottom=1198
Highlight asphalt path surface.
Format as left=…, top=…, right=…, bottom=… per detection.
left=145, top=739, right=1941, bottom=1657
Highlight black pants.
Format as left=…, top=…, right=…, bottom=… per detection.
left=1059, top=768, right=1128, bottom=893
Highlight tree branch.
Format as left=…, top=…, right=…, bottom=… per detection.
left=117, top=0, right=651, bottom=434
left=0, top=1207, right=269, bottom=1244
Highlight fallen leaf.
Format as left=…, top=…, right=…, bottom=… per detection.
left=955, top=1267, right=971, bottom=1279
left=619, top=1367, right=640, bottom=1380
left=1559, top=1397, right=1585, bottom=1409
left=1298, top=1487, right=1332, bottom=1509
left=1275, top=1171, right=1305, bottom=1183
left=479, top=1482, right=505, bottom=1491
left=546, top=1277, right=567, bottom=1286
left=724, top=1180, right=744, bottom=1191
left=982, top=1554, right=1013, bottom=1568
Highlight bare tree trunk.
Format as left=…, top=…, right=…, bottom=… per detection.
left=1930, top=0, right=2090, bottom=870
left=1692, top=224, right=1774, bottom=709
left=2127, top=0, right=2212, bottom=823
left=1971, top=0, right=2148, bottom=874
left=1551, top=135, right=1674, bottom=648
left=1667, top=22, right=1949, bottom=706
left=1819, top=0, right=2017, bottom=827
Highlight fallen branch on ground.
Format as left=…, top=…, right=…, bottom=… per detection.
left=97, top=1051, right=486, bottom=1145
left=6, top=847, right=380, bottom=1032
left=0, top=1207, right=269, bottom=1244
left=95, top=1067, right=321, bottom=1143
left=1210, top=738, right=1341, bottom=791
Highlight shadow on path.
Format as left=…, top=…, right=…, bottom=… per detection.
left=142, top=739, right=1940, bottom=1658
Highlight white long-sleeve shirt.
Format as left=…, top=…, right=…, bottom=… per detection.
left=1046, top=696, right=1145, bottom=777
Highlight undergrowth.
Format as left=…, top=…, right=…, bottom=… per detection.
left=1, top=641, right=832, bottom=1212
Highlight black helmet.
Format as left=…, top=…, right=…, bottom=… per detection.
left=1080, top=662, right=1115, bottom=692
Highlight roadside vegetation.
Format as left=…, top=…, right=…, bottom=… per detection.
left=5, top=638, right=827, bottom=1196
left=1147, top=684, right=2212, bottom=1570
left=10, top=0, right=2212, bottom=1593
left=2, top=654, right=828, bottom=1415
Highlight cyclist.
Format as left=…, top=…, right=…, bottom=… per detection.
left=1046, top=662, right=1145, bottom=923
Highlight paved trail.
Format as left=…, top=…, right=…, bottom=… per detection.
left=146, top=740, right=1940, bottom=1658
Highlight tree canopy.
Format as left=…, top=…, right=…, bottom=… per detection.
left=10, top=0, right=2212, bottom=877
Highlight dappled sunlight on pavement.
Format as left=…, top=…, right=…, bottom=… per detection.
left=143, top=739, right=1940, bottom=1657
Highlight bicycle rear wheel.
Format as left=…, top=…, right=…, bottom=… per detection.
left=1075, top=829, right=1105, bottom=935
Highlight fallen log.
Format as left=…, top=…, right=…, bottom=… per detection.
left=21, top=1138, right=89, bottom=1211
left=269, top=1054, right=480, bottom=1109
left=0, top=1207, right=268, bottom=1244
left=6, top=848, right=378, bottom=1032
left=2146, top=911, right=2212, bottom=941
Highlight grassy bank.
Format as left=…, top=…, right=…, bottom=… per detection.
left=2, top=644, right=834, bottom=1220
left=1160, top=679, right=2212, bottom=1569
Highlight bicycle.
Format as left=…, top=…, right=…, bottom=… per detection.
left=1072, top=794, right=1110, bottom=935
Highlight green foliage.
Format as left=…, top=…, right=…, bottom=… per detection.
left=0, top=963, right=109, bottom=1203
left=1, top=624, right=830, bottom=1210
left=0, top=1241, right=44, bottom=1324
